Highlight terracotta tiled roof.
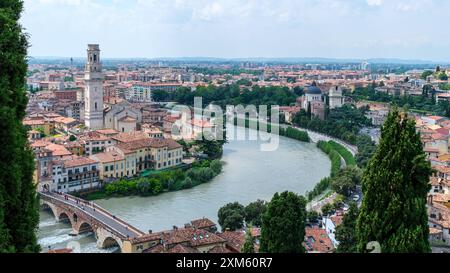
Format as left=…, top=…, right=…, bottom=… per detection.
left=218, top=231, right=245, bottom=253
left=117, top=138, right=181, bottom=151
left=63, top=156, right=98, bottom=168
left=90, top=151, right=125, bottom=163
left=208, top=245, right=232, bottom=253
left=112, top=131, right=149, bottom=143
left=167, top=244, right=200, bottom=254
left=191, top=218, right=216, bottom=229
left=130, top=232, right=163, bottom=244
left=303, top=227, right=335, bottom=253
left=164, top=228, right=226, bottom=248
left=45, top=143, right=72, bottom=157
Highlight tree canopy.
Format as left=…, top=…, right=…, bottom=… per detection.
left=260, top=191, right=307, bottom=253
left=356, top=108, right=432, bottom=253
left=0, top=0, right=40, bottom=252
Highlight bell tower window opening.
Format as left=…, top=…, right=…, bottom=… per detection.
left=95, top=102, right=97, bottom=111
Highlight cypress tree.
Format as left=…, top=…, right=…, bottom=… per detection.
left=260, top=191, right=306, bottom=253
left=0, top=0, right=40, bottom=252
left=242, top=227, right=256, bottom=253
left=356, top=108, right=431, bottom=253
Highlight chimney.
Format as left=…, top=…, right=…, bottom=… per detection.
left=148, top=229, right=152, bottom=234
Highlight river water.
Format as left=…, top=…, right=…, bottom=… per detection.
left=38, top=126, right=330, bottom=253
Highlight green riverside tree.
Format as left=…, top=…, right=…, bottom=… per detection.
left=335, top=202, right=359, bottom=253
left=0, top=0, right=40, bottom=253
left=260, top=191, right=307, bottom=253
left=217, top=202, right=245, bottom=231
left=356, top=108, right=432, bottom=253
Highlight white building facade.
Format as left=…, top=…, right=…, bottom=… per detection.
left=84, top=44, right=104, bottom=130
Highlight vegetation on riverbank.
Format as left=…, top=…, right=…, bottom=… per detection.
left=152, top=84, right=300, bottom=109
left=307, top=140, right=360, bottom=202
left=292, top=105, right=372, bottom=145
left=234, top=117, right=310, bottom=142
left=328, top=141, right=356, bottom=167
left=80, top=159, right=223, bottom=200
left=317, top=141, right=342, bottom=177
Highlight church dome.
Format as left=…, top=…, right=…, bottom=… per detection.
left=305, top=85, right=322, bottom=95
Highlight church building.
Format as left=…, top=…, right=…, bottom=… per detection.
left=84, top=44, right=140, bottom=133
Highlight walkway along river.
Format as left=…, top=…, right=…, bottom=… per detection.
left=38, top=125, right=331, bottom=252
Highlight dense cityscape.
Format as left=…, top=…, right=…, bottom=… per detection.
left=1, top=0, right=450, bottom=266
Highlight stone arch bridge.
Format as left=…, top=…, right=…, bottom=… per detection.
left=40, top=192, right=145, bottom=252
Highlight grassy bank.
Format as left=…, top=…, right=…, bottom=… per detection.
left=78, top=159, right=223, bottom=200
left=308, top=140, right=357, bottom=202
left=328, top=141, right=356, bottom=167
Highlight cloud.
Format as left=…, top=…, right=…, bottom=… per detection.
left=366, top=0, right=383, bottom=6
left=20, top=0, right=450, bottom=61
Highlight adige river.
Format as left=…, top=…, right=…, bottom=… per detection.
left=38, top=126, right=331, bottom=252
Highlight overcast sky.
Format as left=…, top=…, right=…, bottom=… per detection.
left=21, top=0, right=450, bottom=61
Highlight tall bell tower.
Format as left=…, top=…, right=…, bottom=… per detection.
left=84, top=44, right=104, bottom=130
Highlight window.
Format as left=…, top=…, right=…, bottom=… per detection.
left=95, top=102, right=97, bottom=110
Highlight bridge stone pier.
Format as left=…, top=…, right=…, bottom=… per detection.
left=40, top=192, right=145, bottom=252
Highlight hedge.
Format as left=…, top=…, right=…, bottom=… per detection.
left=328, top=141, right=356, bottom=167
left=317, top=141, right=342, bottom=177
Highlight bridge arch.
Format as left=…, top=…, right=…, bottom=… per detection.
left=100, top=237, right=122, bottom=252
left=58, top=212, right=72, bottom=225
left=41, top=202, right=58, bottom=219
left=76, top=221, right=94, bottom=234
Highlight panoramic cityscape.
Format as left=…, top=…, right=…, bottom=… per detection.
left=1, top=0, right=450, bottom=266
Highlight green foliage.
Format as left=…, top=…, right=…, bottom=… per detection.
left=317, top=141, right=342, bottom=177
left=355, top=135, right=376, bottom=168
left=279, top=126, right=310, bottom=142
left=350, top=85, right=450, bottom=117
left=210, top=159, right=222, bottom=174
left=437, top=71, right=448, bottom=81
left=331, top=167, right=362, bottom=197
left=321, top=203, right=334, bottom=216
left=328, top=141, right=356, bottom=166
left=421, top=70, right=433, bottom=80
left=69, top=135, right=77, bottom=141
left=195, top=139, right=225, bottom=159
left=242, top=228, right=256, bottom=253
left=35, top=126, right=46, bottom=137
left=152, top=84, right=298, bottom=109
left=96, top=160, right=222, bottom=199
left=244, top=199, right=268, bottom=227
left=0, top=0, right=40, bottom=253
left=356, top=108, right=432, bottom=253
left=306, top=210, right=320, bottom=225
left=293, top=105, right=372, bottom=145
left=218, top=202, right=245, bottom=231
left=335, top=202, right=359, bottom=253
left=260, top=191, right=307, bottom=253
left=307, top=177, right=331, bottom=201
